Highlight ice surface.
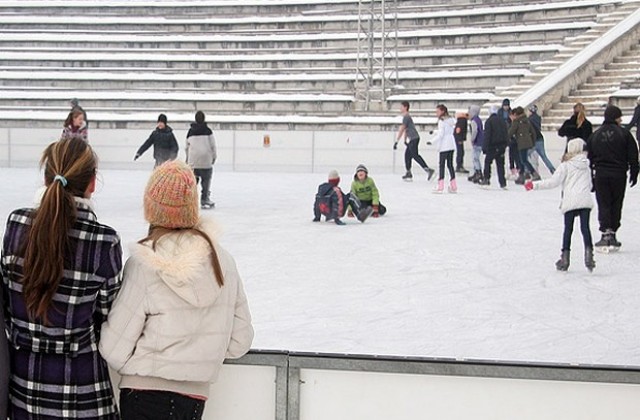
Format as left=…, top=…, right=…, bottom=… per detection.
left=1, top=164, right=639, bottom=367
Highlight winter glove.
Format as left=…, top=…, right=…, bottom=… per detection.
left=372, top=205, right=380, bottom=218
left=134, top=153, right=140, bottom=161
left=524, top=180, right=534, bottom=191
left=347, top=209, right=355, bottom=218
left=393, top=141, right=398, bottom=150
left=630, top=169, right=638, bottom=188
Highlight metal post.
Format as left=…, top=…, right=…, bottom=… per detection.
left=287, top=367, right=301, bottom=420
left=275, top=365, right=289, bottom=420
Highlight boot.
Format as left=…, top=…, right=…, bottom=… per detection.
left=402, top=171, right=413, bottom=181
left=357, top=206, right=374, bottom=223
left=584, top=247, right=595, bottom=272
left=433, top=179, right=445, bottom=194
left=456, top=166, right=470, bottom=174
left=467, top=170, right=480, bottom=183
left=473, top=172, right=483, bottom=184
left=448, top=179, right=458, bottom=193
left=555, top=250, right=570, bottom=271
left=531, top=171, right=541, bottom=181
left=514, top=173, right=525, bottom=185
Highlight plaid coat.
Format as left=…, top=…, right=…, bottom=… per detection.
left=1, top=199, right=122, bottom=420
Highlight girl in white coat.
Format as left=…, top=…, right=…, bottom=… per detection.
left=433, top=104, right=458, bottom=193
left=525, top=138, right=595, bottom=272
left=100, top=160, right=253, bottom=420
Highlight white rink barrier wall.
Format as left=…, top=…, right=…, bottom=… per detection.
left=0, top=127, right=569, bottom=173
left=110, top=350, right=640, bottom=420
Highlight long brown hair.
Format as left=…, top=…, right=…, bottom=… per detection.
left=139, top=226, right=224, bottom=287
left=64, top=109, right=84, bottom=128
left=20, top=137, right=97, bottom=323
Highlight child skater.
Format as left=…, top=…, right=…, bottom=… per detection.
left=313, top=170, right=373, bottom=225
left=433, top=104, right=457, bottom=193
left=525, top=138, right=595, bottom=272
left=350, top=164, right=386, bottom=217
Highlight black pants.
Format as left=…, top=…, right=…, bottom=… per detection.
left=562, top=209, right=593, bottom=251
left=193, top=168, right=213, bottom=202
left=508, top=140, right=521, bottom=170
left=594, top=176, right=627, bottom=233
left=360, top=200, right=387, bottom=215
left=438, top=151, right=455, bottom=180
left=404, top=138, right=430, bottom=171
left=120, top=389, right=205, bottom=420
left=483, top=148, right=507, bottom=187
left=455, top=141, right=465, bottom=168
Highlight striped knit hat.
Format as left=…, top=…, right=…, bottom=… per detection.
left=144, top=160, right=199, bottom=229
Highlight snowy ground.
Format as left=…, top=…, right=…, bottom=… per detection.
left=1, top=166, right=639, bottom=367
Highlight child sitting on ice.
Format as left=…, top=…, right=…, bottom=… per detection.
left=349, top=164, right=386, bottom=217
left=313, top=170, right=373, bottom=225
left=525, top=138, right=595, bottom=272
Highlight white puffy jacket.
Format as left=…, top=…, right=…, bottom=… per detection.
left=434, top=117, right=457, bottom=152
left=532, top=154, right=594, bottom=213
left=99, top=219, right=253, bottom=397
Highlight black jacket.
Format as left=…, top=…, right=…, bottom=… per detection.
left=186, top=122, right=213, bottom=138
left=558, top=114, right=593, bottom=141
left=136, top=126, right=179, bottom=165
left=454, top=117, right=468, bottom=142
left=482, top=113, right=509, bottom=153
left=0, top=288, right=9, bottom=420
left=626, top=104, right=640, bottom=139
left=587, top=122, right=639, bottom=180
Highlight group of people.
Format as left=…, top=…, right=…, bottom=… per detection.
left=1, top=137, right=254, bottom=419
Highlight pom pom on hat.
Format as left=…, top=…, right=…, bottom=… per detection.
left=144, top=160, right=199, bottom=229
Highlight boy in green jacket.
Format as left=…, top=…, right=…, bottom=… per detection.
left=350, top=164, right=387, bottom=217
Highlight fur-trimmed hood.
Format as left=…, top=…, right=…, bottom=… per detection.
left=129, top=218, right=222, bottom=308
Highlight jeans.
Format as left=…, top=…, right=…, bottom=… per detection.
left=533, top=140, right=555, bottom=174
left=483, top=148, right=507, bottom=187
left=594, top=176, right=627, bottom=233
left=518, top=148, right=536, bottom=174
left=120, top=389, right=205, bottom=420
left=508, top=140, right=520, bottom=170
left=562, top=209, right=593, bottom=251
left=404, top=138, right=430, bottom=171
left=193, top=168, right=213, bottom=202
left=438, top=151, right=455, bottom=180
left=455, top=141, right=465, bottom=168
left=472, top=145, right=483, bottom=171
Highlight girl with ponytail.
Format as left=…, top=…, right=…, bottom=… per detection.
left=558, top=102, right=593, bottom=148
left=1, top=137, right=122, bottom=419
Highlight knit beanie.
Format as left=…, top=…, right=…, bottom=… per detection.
left=328, top=169, right=340, bottom=180
left=489, top=105, right=499, bottom=115
left=603, top=105, right=622, bottom=123
left=502, top=98, right=510, bottom=107
left=144, top=160, right=199, bottom=229
left=355, top=164, right=368, bottom=174
left=566, top=138, right=586, bottom=155
left=528, top=104, right=538, bottom=114
left=157, top=113, right=168, bottom=125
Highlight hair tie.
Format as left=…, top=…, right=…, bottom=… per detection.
left=53, top=174, right=68, bottom=187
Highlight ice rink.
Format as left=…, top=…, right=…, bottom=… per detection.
left=1, top=166, right=639, bottom=367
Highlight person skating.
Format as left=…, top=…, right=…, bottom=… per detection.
left=625, top=96, right=640, bottom=141
left=508, top=107, right=541, bottom=184
left=480, top=105, right=508, bottom=189
left=497, top=98, right=519, bottom=179
left=525, top=139, right=595, bottom=272
left=528, top=104, right=556, bottom=174
left=586, top=105, right=639, bottom=252
left=350, top=164, right=387, bottom=218
left=467, top=105, right=484, bottom=184
left=61, top=108, right=88, bottom=142
left=558, top=102, right=593, bottom=148
left=454, top=110, right=470, bottom=174
left=313, top=170, right=373, bottom=225
left=134, top=113, right=179, bottom=167
left=432, top=104, right=457, bottom=193
left=186, top=111, right=217, bottom=209
left=394, top=101, right=435, bottom=182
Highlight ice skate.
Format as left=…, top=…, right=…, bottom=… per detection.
left=595, top=231, right=620, bottom=254
left=448, top=179, right=458, bottom=194
left=432, top=179, right=445, bottom=194
left=555, top=250, right=570, bottom=271
left=456, top=166, right=470, bottom=174
left=402, top=171, right=413, bottom=182
left=584, top=247, right=595, bottom=272
left=478, top=178, right=491, bottom=189
left=201, top=199, right=215, bottom=210
left=357, top=206, right=374, bottom=223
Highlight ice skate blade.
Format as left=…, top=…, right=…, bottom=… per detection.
left=595, top=246, right=619, bottom=254
left=403, top=178, right=413, bottom=182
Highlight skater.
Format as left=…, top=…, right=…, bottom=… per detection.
left=480, top=105, right=508, bottom=188
left=186, top=110, right=217, bottom=209
left=625, top=96, right=640, bottom=141
left=100, top=160, right=253, bottom=420
left=528, top=104, right=556, bottom=174
left=558, top=102, right=593, bottom=146
left=525, top=138, right=595, bottom=272
left=454, top=110, right=469, bottom=174
left=350, top=164, right=387, bottom=217
left=432, top=104, right=457, bottom=193
left=467, top=105, right=484, bottom=184
left=134, top=113, right=179, bottom=167
left=69, top=97, right=88, bottom=127
left=497, top=98, right=519, bottom=179
left=586, top=105, right=639, bottom=252
left=1, top=137, right=122, bottom=419
left=313, top=170, right=373, bottom=225
left=508, top=107, right=541, bottom=184
left=394, top=101, right=435, bottom=182
left=61, top=108, right=88, bottom=142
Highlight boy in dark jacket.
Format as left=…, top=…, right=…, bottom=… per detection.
left=480, top=105, right=509, bottom=188
left=134, top=114, right=179, bottom=167
left=313, top=170, right=373, bottom=225
left=454, top=111, right=469, bottom=174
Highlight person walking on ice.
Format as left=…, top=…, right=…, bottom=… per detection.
left=394, top=101, right=435, bottom=182
left=525, top=138, right=595, bottom=272
left=134, top=113, right=179, bottom=167
left=186, top=110, right=217, bottom=209
left=432, top=104, right=457, bottom=193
